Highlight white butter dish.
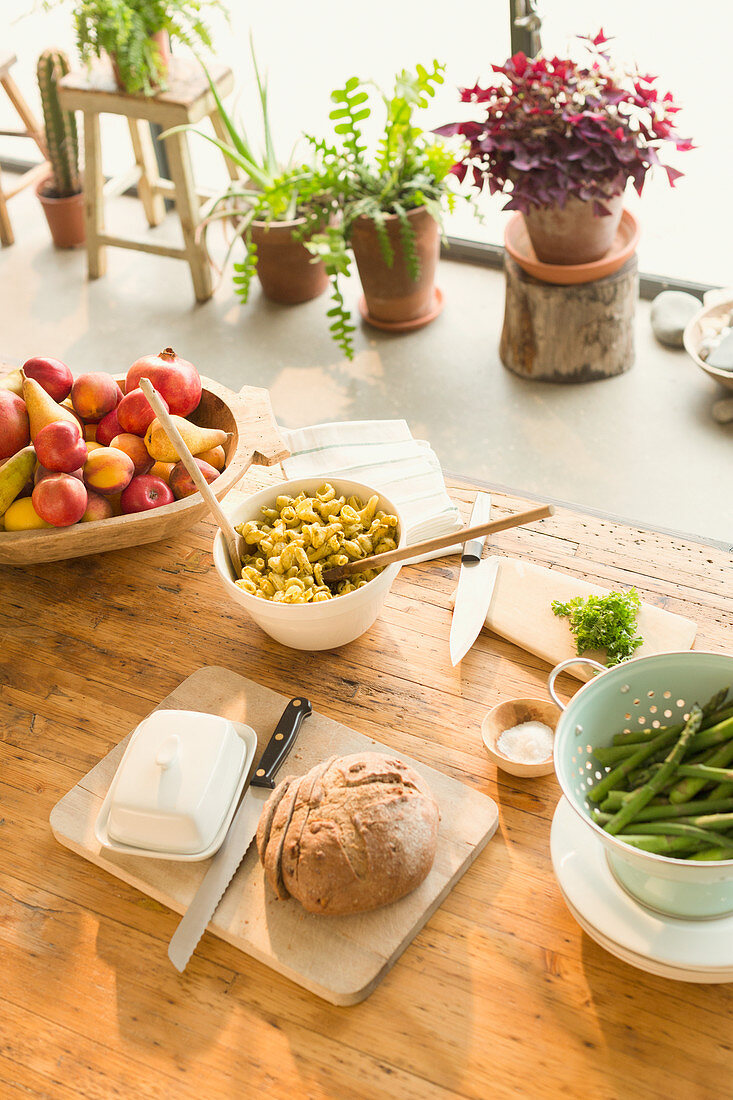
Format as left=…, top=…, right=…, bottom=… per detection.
left=94, top=709, right=257, bottom=861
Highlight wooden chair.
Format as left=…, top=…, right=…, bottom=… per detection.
left=0, top=52, right=50, bottom=246
left=58, top=58, right=237, bottom=301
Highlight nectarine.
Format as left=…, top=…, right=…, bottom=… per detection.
left=83, top=447, right=134, bottom=494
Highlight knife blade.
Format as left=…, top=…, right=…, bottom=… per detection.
left=449, top=493, right=498, bottom=666
left=168, top=696, right=312, bottom=972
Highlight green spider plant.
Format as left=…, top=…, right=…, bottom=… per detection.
left=161, top=43, right=333, bottom=303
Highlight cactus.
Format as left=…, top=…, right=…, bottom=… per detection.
left=37, top=49, right=81, bottom=197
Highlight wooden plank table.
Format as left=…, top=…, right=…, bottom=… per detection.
left=1, top=466, right=731, bottom=1100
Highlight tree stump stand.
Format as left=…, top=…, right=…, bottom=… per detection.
left=500, top=254, right=638, bottom=382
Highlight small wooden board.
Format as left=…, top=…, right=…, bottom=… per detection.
left=49, top=667, right=499, bottom=1005
left=483, top=557, right=697, bottom=680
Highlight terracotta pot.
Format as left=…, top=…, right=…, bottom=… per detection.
left=36, top=179, right=85, bottom=248
left=351, top=206, right=440, bottom=325
left=250, top=218, right=329, bottom=304
left=110, top=30, right=170, bottom=92
left=523, top=194, right=624, bottom=265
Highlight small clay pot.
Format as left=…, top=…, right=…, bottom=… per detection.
left=523, top=194, right=624, bottom=265
left=250, top=218, right=329, bottom=304
left=36, top=179, right=85, bottom=248
left=351, top=206, right=440, bottom=326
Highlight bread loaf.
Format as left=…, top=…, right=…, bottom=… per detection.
left=256, top=753, right=440, bottom=916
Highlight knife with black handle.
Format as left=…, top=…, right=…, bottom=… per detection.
left=168, top=697, right=312, bottom=972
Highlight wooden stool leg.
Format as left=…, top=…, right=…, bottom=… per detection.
left=0, top=164, right=14, bottom=247
left=210, top=111, right=241, bottom=183
left=82, top=112, right=106, bottom=278
left=127, top=119, right=165, bottom=227
left=1, top=73, right=47, bottom=158
left=164, top=131, right=212, bottom=302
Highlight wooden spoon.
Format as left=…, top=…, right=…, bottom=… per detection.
left=139, top=378, right=244, bottom=576
left=322, top=503, right=555, bottom=583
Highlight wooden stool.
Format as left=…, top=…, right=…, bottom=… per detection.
left=0, top=52, right=50, bottom=247
left=500, top=254, right=638, bottom=382
left=58, top=58, right=236, bottom=301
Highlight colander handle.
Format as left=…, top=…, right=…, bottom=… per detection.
left=548, top=657, right=607, bottom=710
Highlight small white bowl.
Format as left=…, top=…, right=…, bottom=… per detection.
left=482, top=698, right=560, bottom=777
left=213, top=477, right=406, bottom=651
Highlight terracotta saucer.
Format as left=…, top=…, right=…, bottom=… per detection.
left=504, top=210, right=640, bottom=285
left=358, top=287, right=444, bottom=332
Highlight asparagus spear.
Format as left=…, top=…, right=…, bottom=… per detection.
left=597, top=797, right=733, bottom=823
left=673, top=812, right=733, bottom=829
left=588, top=727, right=679, bottom=804
left=618, top=819, right=733, bottom=853
left=669, top=730, right=733, bottom=804
left=604, top=706, right=703, bottom=833
left=689, top=847, right=731, bottom=861
left=610, top=701, right=733, bottom=747
left=675, top=763, right=733, bottom=784
left=617, top=834, right=708, bottom=856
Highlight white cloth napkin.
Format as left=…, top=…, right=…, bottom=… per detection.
left=280, top=420, right=464, bottom=562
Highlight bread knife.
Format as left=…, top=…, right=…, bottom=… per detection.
left=168, top=696, right=312, bottom=972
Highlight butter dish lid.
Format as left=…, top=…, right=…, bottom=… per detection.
left=106, top=709, right=247, bottom=855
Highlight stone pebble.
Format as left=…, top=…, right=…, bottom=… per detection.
left=650, top=290, right=701, bottom=348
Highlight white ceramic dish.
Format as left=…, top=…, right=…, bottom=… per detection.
left=551, top=797, right=733, bottom=983
left=95, top=714, right=257, bottom=862
left=213, top=477, right=406, bottom=651
left=481, top=697, right=559, bottom=778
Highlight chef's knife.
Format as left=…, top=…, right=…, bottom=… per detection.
left=449, top=493, right=499, bottom=666
left=168, top=696, right=312, bottom=973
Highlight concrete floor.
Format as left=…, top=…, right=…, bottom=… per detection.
left=1, top=187, right=731, bottom=545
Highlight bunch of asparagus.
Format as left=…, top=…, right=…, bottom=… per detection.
left=587, top=687, right=733, bottom=860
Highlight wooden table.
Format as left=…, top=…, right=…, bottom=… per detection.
left=1, top=468, right=731, bottom=1100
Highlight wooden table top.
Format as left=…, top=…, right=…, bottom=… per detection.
left=1, top=466, right=731, bottom=1100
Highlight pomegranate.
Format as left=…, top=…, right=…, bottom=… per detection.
left=125, top=348, right=201, bottom=417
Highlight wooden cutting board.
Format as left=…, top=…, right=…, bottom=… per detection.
left=483, top=558, right=697, bottom=680
left=49, top=667, right=499, bottom=1006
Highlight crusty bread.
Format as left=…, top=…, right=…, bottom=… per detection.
left=258, top=753, right=440, bottom=916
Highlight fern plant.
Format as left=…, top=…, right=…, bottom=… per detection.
left=305, top=62, right=461, bottom=359
left=162, top=46, right=335, bottom=303
left=44, top=0, right=223, bottom=95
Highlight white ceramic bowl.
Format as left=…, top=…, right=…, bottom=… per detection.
left=213, top=477, right=406, bottom=650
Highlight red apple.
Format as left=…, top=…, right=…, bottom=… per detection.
left=35, top=463, right=83, bottom=486
left=32, top=472, right=87, bottom=526
left=71, top=372, right=121, bottom=421
left=96, top=406, right=123, bottom=446
left=81, top=490, right=114, bottom=522
left=34, top=420, right=87, bottom=473
left=169, top=458, right=219, bottom=500
left=22, top=356, right=73, bottom=402
left=120, top=474, right=175, bottom=514
left=126, top=348, right=201, bottom=417
left=0, top=390, right=30, bottom=460
left=117, top=386, right=168, bottom=436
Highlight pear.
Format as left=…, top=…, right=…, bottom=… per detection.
left=0, top=369, right=24, bottom=396
left=0, top=445, right=36, bottom=515
left=144, top=416, right=231, bottom=463
left=21, top=370, right=79, bottom=440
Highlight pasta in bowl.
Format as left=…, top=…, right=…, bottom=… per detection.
left=212, top=478, right=406, bottom=650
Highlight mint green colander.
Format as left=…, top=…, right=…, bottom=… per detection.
left=550, top=651, right=733, bottom=920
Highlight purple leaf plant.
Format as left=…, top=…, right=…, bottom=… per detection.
left=436, top=30, right=692, bottom=216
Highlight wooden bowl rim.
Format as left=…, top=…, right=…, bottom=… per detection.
left=481, top=697, right=560, bottom=778
left=683, top=297, right=733, bottom=391
left=0, top=374, right=248, bottom=548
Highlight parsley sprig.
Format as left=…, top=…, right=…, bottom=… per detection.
left=551, top=588, right=644, bottom=666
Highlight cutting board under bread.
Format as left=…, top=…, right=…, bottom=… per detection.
left=482, top=558, right=697, bottom=680
left=49, top=667, right=499, bottom=1006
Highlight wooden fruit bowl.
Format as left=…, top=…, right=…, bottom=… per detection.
left=0, top=375, right=289, bottom=565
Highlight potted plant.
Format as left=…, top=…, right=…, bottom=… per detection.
left=163, top=48, right=332, bottom=305
left=437, top=31, right=691, bottom=265
left=45, top=0, right=222, bottom=95
left=36, top=48, right=85, bottom=248
left=305, top=62, right=461, bottom=358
